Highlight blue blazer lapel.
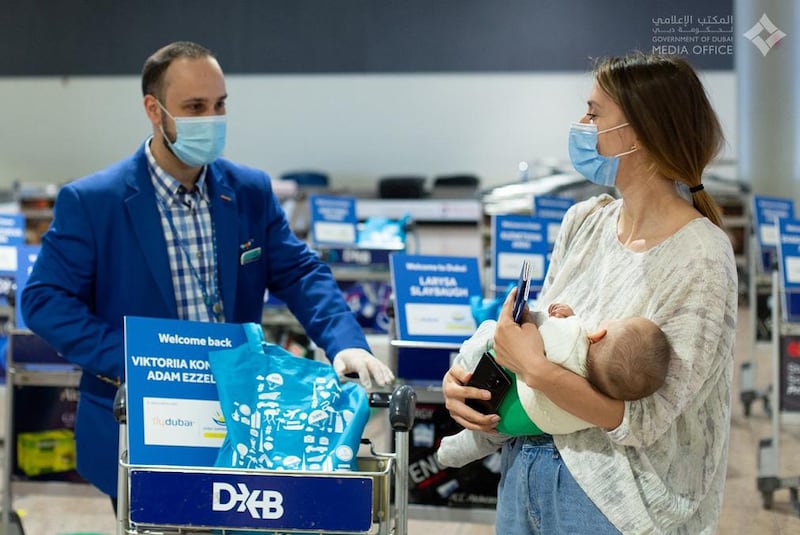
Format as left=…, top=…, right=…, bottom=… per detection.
left=207, top=167, right=239, bottom=321
left=124, top=152, right=177, bottom=317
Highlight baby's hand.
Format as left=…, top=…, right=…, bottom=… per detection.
left=548, top=303, right=574, bottom=318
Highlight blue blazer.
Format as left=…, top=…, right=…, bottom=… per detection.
left=20, top=143, right=369, bottom=497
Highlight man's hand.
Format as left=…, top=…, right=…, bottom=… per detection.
left=333, top=348, right=395, bottom=389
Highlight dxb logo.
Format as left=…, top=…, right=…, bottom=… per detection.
left=744, top=13, right=786, bottom=56
left=212, top=482, right=285, bottom=519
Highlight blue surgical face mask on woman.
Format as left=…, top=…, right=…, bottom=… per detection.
left=158, top=101, right=227, bottom=167
left=568, top=122, right=638, bottom=187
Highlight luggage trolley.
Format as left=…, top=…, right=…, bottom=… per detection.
left=113, top=383, right=416, bottom=535
left=740, top=232, right=774, bottom=418
left=757, top=218, right=800, bottom=514
left=740, top=195, right=796, bottom=418
left=757, top=231, right=800, bottom=514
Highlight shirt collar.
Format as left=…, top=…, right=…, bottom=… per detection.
left=145, top=136, right=210, bottom=207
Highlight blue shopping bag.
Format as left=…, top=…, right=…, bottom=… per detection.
left=208, top=323, right=369, bottom=472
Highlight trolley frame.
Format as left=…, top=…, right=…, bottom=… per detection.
left=114, top=383, right=416, bottom=535
left=756, top=271, right=800, bottom=514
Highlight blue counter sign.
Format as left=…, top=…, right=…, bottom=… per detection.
left=0, top=214, right=25, bottom=245
left=492, top=215, right=549, bottom=297
left=389, top=254, right=481, bottom=344
left=777, top=219, right=800, bottom=322
left=753, top=195, right=795, bottom=272
left=309, top=194, right=358, bottom=246
left=533, top=195, right=573, bottom=221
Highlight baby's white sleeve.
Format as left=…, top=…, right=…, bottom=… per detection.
left=453, top=320, right=497, bottom=372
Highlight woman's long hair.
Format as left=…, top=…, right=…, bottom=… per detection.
left=595, top=53, right=725, bottom=227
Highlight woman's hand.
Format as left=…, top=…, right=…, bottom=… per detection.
left=493, top=290, right=553, bottom=390
left=442, top=363, right=501, bottom=432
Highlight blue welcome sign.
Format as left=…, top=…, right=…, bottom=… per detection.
left=389, top=254, right=481, bottom=344
left=491, top=215, right=549, bottom=298
left=124, top=316, right=249, bottom=467
left=753, top=195, right=795, bottom=272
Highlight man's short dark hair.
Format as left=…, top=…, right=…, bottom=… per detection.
left=141, top=41, right=215, bottom=99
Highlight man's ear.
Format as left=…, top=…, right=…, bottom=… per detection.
left=143, top=94, right=162, bottom=126
left=588, top=328, right=608, bottom=344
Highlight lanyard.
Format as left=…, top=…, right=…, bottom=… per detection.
left=157, top=189, right=223, bottom=322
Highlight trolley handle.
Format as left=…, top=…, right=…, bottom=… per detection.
left=113, top=382, right=416, bottom=430
left=388, top=384, right=416, bottom=432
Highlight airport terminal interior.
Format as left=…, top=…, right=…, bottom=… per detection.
left=3, top=1, right=800, bottom=534
left=1, top=169, right=800, bottom=535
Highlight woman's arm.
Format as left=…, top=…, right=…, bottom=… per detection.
left=493, top=291, right=624, bottom=430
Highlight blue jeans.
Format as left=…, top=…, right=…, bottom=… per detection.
left=496, top=435, right=621, bottom=535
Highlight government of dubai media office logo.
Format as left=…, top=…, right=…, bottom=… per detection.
left=743, top=13, right=786, bottom=56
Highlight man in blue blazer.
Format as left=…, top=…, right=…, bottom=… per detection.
left=20, top=41, right=394, bottom=501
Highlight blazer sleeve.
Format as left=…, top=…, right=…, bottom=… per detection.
left=21, top=184, right=125, bottom=383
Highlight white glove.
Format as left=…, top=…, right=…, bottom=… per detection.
left=333, top=348, right=395, bottom=389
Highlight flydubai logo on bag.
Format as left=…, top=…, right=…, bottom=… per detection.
left=212, top=482, right=285, bottom=519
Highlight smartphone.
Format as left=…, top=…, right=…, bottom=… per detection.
left=512, top=259, right=532, bottom=324
left=465, top=352, right=512, bottom=414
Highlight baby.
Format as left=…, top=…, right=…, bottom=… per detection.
left=437, top=303, right=671, bottom=468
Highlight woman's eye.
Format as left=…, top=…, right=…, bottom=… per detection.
left=586, top=113, right=597, bottom=121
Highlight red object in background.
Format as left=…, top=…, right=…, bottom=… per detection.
left=786, top=338, right=800, bottom=358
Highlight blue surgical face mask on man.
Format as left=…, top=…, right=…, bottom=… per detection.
left=568, top=122, right=637, bottom=187
left=158, top=101, right=227, bottom=167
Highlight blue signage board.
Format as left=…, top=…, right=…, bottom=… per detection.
left=0, top=245, right=16, bottom=307
left=15, top=245, right=39, bottom=330
left=0, top=214, right=25, bottom=245
left=753, top=195, right=795, bottom=272
left=129, top=469, right=372, bottom=532
left=389, top=254, right=481, bottom=344
left=533, top=196, right=572, bottom=250
left=124, top=316, right=250, bottom=467
left=533, top=195, right=573, bottom=221
left=309, top=194, right=358, bottom=246
left=777, top=219, right=800, bottom=323
left=491, top=215, right=549, bottom=298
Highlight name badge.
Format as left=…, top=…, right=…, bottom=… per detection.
left=240, top=247, right=262, bottom=265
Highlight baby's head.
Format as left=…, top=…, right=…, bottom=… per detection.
left=585, top=317, right=670, bottom=401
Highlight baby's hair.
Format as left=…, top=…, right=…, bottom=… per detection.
left=586, top=318, right=671, bottom=401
